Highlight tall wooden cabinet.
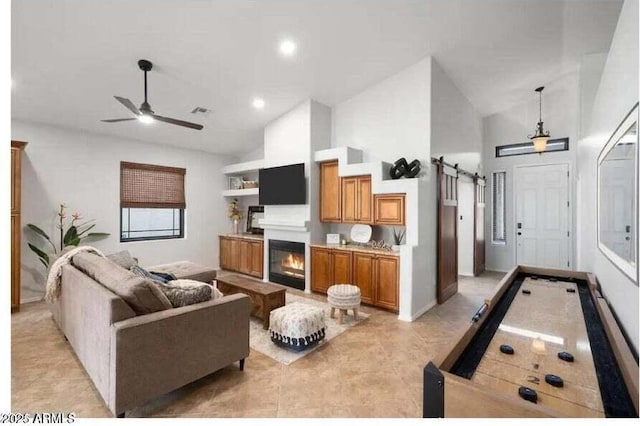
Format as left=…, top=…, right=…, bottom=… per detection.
left=219, top=235, right=263, bottom=279
left=11, top=141, right=26, bottom=312
left=319, top=161, right=341, bottom=222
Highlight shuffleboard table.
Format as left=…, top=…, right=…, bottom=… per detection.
left=423, top=265, right=639, bottom=418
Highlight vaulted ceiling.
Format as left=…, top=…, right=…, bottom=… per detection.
left=12, top=0, right=622, bottom=154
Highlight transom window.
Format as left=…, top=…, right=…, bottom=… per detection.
left=495, top=138, right=569, bottom=157
left=120, top=161, right=186, bottom=242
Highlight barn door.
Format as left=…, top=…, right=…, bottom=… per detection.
left=437, top=162, right=458, bottom=303
left=474, top=176, right=486, bottom=276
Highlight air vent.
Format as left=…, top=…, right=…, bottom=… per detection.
left=191, top=107, right=211, bottom=115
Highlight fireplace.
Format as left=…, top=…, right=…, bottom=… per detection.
left=269, top=240, right=305, bottom=290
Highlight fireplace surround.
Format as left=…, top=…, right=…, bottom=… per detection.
left=269, top=240, right=305, bottom=290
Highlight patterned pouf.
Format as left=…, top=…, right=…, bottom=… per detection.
left=327, top=284, right=361, bottom=324
left=269, top=303, right=326, bottom=352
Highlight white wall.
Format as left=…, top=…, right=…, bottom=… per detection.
left=483, top=72, right=580, bottom=272
left=430, top=59, right=483, bottom=173
left=457, top=177, right=475, bottom=276
left=13, top=120, right=234, bottom=302
left=332, top=57, right=431, bottom=165
left=576, top=0, right=638, bottom=350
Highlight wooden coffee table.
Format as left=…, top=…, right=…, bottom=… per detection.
left=216, top=274, right=286, bottom=329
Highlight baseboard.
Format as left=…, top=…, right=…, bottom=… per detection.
left=399, top=300, right=437, bottom=322
left=485, top=267, right=510, bottom=273
left=20, top=296, right=44, bottom=304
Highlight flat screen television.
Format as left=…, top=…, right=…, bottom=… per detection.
left=259, top=163, right=306, bottom=205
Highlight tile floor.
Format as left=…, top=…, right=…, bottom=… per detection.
left=11, top=272, right=504, bottom=418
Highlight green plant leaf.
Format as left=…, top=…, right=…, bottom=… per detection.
left=26, top=224, right=51, bottom=241
left=76, top=223, right=95, bottom=237
left=27, top=243, right=50, bottom=266
left=67, top=237, right=81, bottom=246
left=63, top=226, right=78, bottom=246
left=85, top=232, right=110, bottom=238
left=38, top=258, right=48, bottom=268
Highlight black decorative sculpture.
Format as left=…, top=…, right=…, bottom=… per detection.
left=390, top=157, right=421, bottom=179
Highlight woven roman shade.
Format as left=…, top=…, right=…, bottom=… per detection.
left=120, top=162, right=186, bottom=209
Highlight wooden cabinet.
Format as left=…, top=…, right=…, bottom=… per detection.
left=319, top=161, right=341, bottom=222
left=219, top=235, right=263, bottom=279
left=374, top=194, right=405, bottom=226
left=342, top=176, right=373, bottom=224
left=310, top=247, right=354, bottom=294
left=11, top=141, right=26, bottom=313
left=311, top=246, right=399, bottom=312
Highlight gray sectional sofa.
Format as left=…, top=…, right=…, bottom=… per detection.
left=50, top=252, right=250, bottom=417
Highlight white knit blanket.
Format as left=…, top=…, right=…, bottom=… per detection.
left=45, top=246, right=106, bottom=303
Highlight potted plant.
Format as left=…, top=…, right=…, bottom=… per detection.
left=227, top=198, right=243, bottom=234
left=392, top=227, right=405, bottom=252
left=26, top=202, right=110, bottom=268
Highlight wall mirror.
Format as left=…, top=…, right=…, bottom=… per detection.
left=246, top=205, right=264, bottom=235
left=597, top=103, right=638, bottom=283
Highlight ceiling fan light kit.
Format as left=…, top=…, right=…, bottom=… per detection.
left=101, top=59, right=203, bottom=130
left=528, top=86, right=550, bottom=153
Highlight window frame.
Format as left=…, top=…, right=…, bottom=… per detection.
left=491, top=170, right=507, bottom=245
left=495, top=137, right=569, bottom=158
left=119, top=207, right=185, bottom=243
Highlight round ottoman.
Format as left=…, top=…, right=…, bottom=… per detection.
left=327, top=284, right=361, bottom=324
left=269, top=303, right=326, bottom=352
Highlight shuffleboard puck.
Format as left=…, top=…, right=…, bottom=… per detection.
left=549, top=278, right=558, bottom=282
left=558, top=351, right=574, bottom=362
left=518, top=386, right=537, bottom=403
left=500, top=344, right=514, bottom=355
left=522, top=289, right=531, bottom=295
left=545, top=374, right=564, bottom=388
left=530, top=276, right=539, bottom=280
left=566, top=288, right=576, bottom=293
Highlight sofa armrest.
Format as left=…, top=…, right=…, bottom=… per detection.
left=109, top=293, right=250, bottom=414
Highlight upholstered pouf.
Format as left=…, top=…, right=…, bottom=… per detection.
left=327, top=284, right=361, bottom=324
left=269, top=303, right=326, bottom=352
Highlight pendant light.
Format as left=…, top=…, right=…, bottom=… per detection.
left=529, top=86, right=550, bottom=153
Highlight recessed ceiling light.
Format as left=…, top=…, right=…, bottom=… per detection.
left=138, top=114, right=154, bottom=124
left=279, top=39, right=297, bottom=57
left=252, top=98, right=265, bottom=109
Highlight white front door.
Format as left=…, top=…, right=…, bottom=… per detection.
left=515, top=164, right=570, bottom=269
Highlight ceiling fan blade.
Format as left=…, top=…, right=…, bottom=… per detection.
left=101, top=118, right=138, bottom=123
left=114, top=96, right=141, bottom=116
left=152, top=114, right=204, bottom=130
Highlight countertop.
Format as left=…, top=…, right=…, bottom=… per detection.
left=309, top=243, right=400, bottom=256
left=219, top=233, right=264, bottom=241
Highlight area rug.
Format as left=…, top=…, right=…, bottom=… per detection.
left=249, top=293, right=369, bottom=365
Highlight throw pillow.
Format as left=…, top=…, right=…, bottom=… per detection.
left=73, top=252, right=172, bottom=314
left=106, top=250, right=137, bottom=270
left=130, top=265, right=174, bottom=284
left=157, top=279, right=217, bottom=308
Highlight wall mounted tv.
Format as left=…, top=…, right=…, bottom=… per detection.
left=259, top=163, right=306, bottom=205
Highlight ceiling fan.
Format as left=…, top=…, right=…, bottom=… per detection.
left=101, top=59, right=203, bottom=130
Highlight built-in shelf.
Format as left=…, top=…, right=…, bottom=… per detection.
left=222, top=188, right=259, bottom=197
left=221, top=159, right=264, bottom=175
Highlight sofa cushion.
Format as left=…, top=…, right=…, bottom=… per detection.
left=147, top=261, right=217, bottom=283
left=73, top=252, right=172, bottom=315
left=157, top=279, right=215, bottom=308
left=130, top=265, right=175, bottom=284
left=106, top=250, right=137, bottom=270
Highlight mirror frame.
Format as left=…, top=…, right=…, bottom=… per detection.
left=597, top=102, right=639, bottom=284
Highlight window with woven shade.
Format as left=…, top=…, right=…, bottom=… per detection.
left=120, top=162, right=186, bottom=242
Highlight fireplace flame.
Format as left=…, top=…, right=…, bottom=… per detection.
left=282, top=253, right=304, bottom=271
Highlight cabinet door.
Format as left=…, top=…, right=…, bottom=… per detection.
left=311, top=247, right=333, bottom=294
left=229, top=239, right=241, bottom=271
left=11, top=214, right=20, bottom=310
left=357, top=176, right=373, bottom=223
left=249, top=241, right=264, bottom=278
left=374, top=194, right=405, bottom=226
left=332, top=249, right=352, bottom=284
left=219, top=237, right=232, bottom=270
left=320, top=161, right=341, bottom=222
left=239, top=241, right=251, bottom=274
left=375, top=255, right=399, bottom=311
left=352, top=252, right=375, bottom=304
left=341, top=177, right=358, bottom=223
